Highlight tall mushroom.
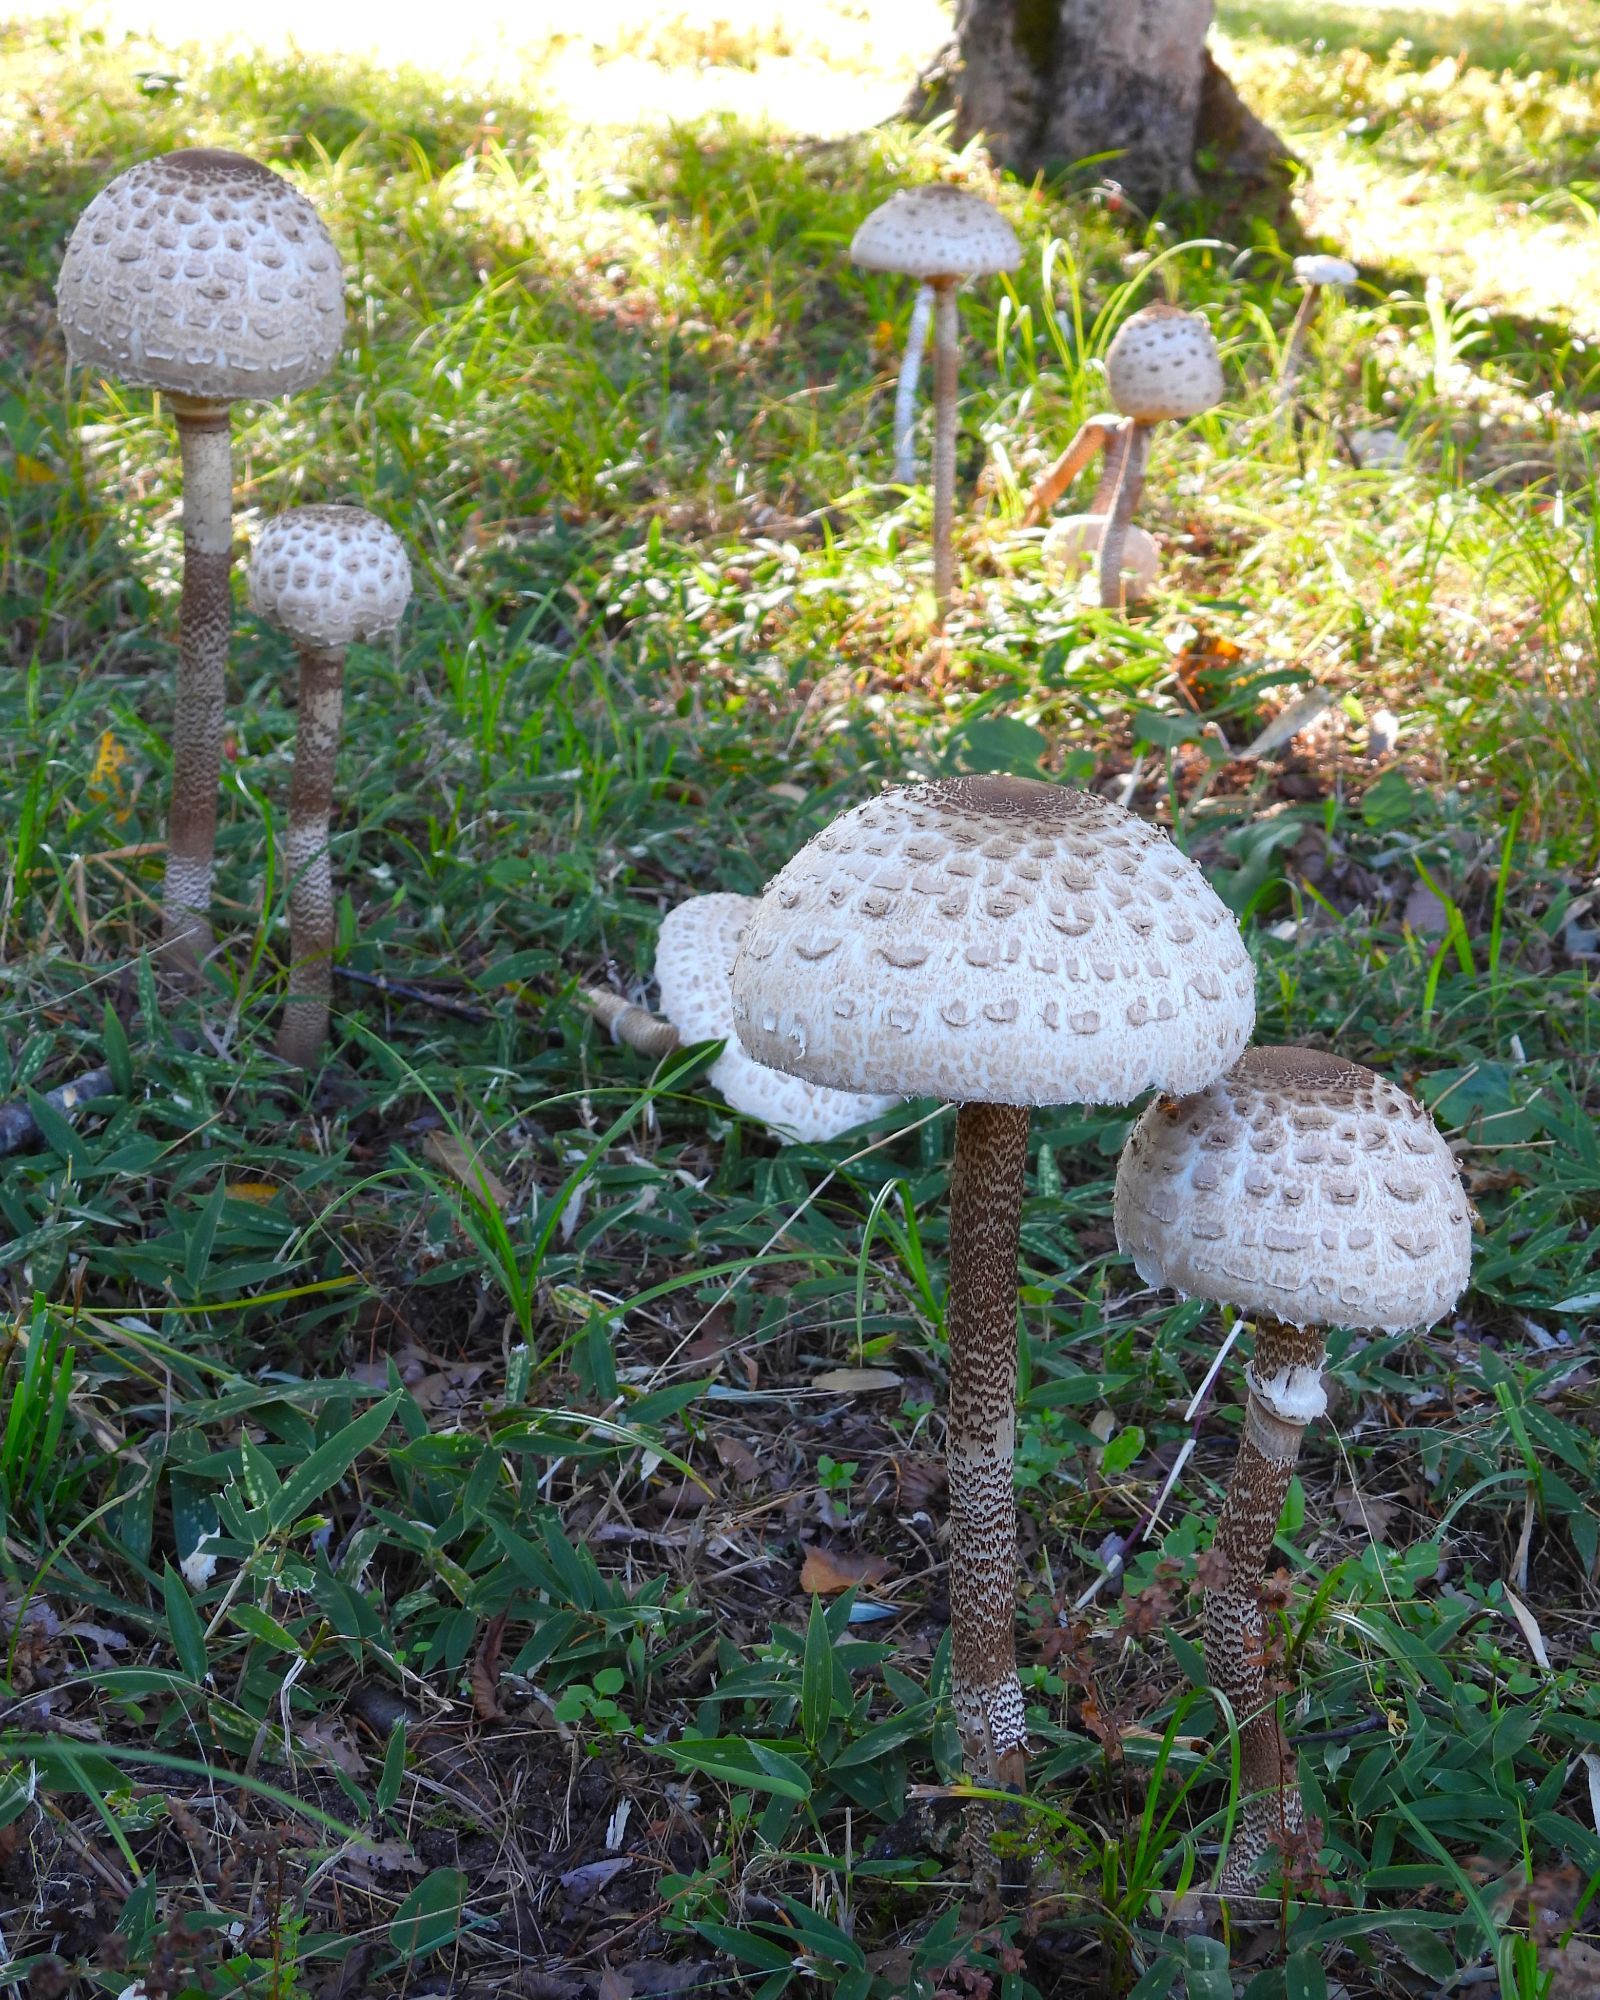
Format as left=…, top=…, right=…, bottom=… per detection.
left=1095, top=303, right=1224, bottom=611
left=850, top=186, right=1020, bottom=621
left=1114, top=1046, right=1471, bottom=1895
left=731, top=776, right=1255, bottom=1794
left=1277, top=255, right=1358, bottom=412
left=248, top=505, right=411, bottom=1068
left=584, top=893, right=899, bottom=1143
left=56, top=149, right=345, bottom=973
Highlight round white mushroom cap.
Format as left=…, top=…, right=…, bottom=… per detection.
left=57, top=149, right=345, bottom=402
left=1114, top=1044, right=1472, bottom=1333
left=1105, top=304, right=1225, bottom=423
left=249, top=506, right=412, bottom=649
left=1293, top=254, right=1358, bottom=289
left=850, top=185, right=1021, bottom=282
left=1042, top=514, right=1159, bottom=599
left=655, top=893, right=899, bottom=1144
left=731, top=776, right=1255, bottom=1106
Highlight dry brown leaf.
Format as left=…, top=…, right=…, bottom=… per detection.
left=801, top=1547, right=893, bottom=1594
left=1332, top=1486, right=1398, bottom=1540
left=714, top=1434, right=760, bottom=1483
left=596, top=1969, right=635, bottom=2000
left=471, top=1609, right=508, bottom=1722
left=812, top=1367, right=901, bottom=1394
left=298, top=1717, right=368, bottom=1778
left=424, top=1130, right=510, bottom=1211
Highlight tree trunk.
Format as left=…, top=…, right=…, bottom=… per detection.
left=907, top=0, right=1290, bottom=209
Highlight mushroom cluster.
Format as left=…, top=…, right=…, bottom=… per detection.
left=57, top=149, right=345, bottom=974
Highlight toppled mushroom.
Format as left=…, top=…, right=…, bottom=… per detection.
left=1114, top=1045, right=1471, bottom=1897
left=851, top=185, right=1020, bottom=620
left=248, top=505, right=411, bottom=1067
left=1042, top=515, right=1160, bottom=602
left=57, top=150, right=345, bottom=973
left=1094, top=304, right=1224, bottom=610
left=585, top=893, right=898, bottom=1143
left=732, top=776, right=1254, bottom=1811
left=1278, top=254, right=1358, bottom=411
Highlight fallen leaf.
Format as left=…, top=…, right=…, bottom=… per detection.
left=424, top=1130, right=510, bottom=1211
left=1241, top=689, right=1333, bottom=759
left=801, top=1548, right=893, bottom=1594
left=339, top=1837, right=425, bottom=1886
left=812, top=1368, right=901, bottom=1394
left=226, top=1181, right=281, bottom=1205
left=596, top=1968, right=634, bottom=2000
left=1504, top=1585, right=1553, bottom=1673
left=299, top=1718, right=367, bottom=1778
left=1331, top=1486, right=1398, bottom=1540
left=558, top=1856, right=631, bottom=1902
left=714, top=1434, right=760, bottom=1482
left=471, top=1610, right=507, bottom=1722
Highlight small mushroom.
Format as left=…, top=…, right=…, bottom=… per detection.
left=248, top=506, right=411, bottom=1068
left=585, top=893, right=898, bottom=1143
left=851, top=186, right=1020, bottom=620
left=56, top=150, right=346, bottom=974
left=1278, top=254, right=1358, bottom=411
left=1096, top=304, right=1224, bottom=611
left=1114, top=1045, right=1471, bottom=1897
left=731, top=776, right=1255, bottom=1815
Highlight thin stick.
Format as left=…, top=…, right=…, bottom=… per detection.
left=335, top=967, right=492, bottom=1024
left=893, top=283, right=935, bottom=485
left=930, top=279, right=958, bottom=619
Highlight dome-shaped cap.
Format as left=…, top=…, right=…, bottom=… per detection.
left=1105, top=304, right=1224, bottom=422
left=57, top=150, right=345, bottom=402
left=850, top=185, right=1021, bottom=282
left=656, top=894, right=898, bottom=1143
left=1114, top=1044, right=1472, bottom=1333
left=1042, top=515, right=1159, bottom=599
left=731, top=776, right=1255, bottom=1106
left=1293, top=254, right=1357, bottom=288
left=249, top=506, right=411, bottom=648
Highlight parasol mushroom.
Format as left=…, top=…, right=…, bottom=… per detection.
left=1277, top=255, right=1358, bottom=412
left=56, top=149, right=345, bottom=974
left=1114, top=1045, right=1471, bottom=1896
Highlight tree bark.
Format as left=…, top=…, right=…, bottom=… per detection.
left=907, top=0, right=1291, bottom=209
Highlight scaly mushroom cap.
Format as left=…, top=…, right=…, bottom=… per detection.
left=1293, top=254, right=1358, bottom=289
left=1105, top=303, right=1225, bottom=423
left=57, top=149, right=345, bottom=401
left=1043, top=514, right=1159, bottom=599
left=656, top=894, right=898, bottom=1143
left=850, top=184, right=1021, bottom=282
left=731, top=776, right=1254, bottom=1105
left=249, top=506, right=411, bottom=649
left=1115, top=1044, right=1472, bottom=1335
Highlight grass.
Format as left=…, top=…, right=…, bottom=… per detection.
left=2, top=4, right=1600, bottom=1995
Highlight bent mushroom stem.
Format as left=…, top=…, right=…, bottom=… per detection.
left=1096, top=421, right=1151, bottom=612
left=275, top=642, right=345, bottom=1068
left=946, top=1099, right=1032, bottom=1792
left=893, top=283, right=935, bottom=486
left=1276, top=287, right=1321, bottom=412
left=164, top=396, right=234, bottom=975
left=1206, top=1315, right=1327, bottom=1898
left=1021, top=413, right=1117, bottom=529
left=1089, top=419, right=1138, bottom=517
left=581, top=987, right=682, bottom=1061
left=930, top=279, right=959, bottom=620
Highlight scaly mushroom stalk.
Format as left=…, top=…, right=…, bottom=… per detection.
left=582, top=986, right=681, bottom=1061
left=1021, top=412, right=1123, bottom=529
left=275, top=643, right=345, bottom=1068
left=165, top=396, right=235, bottom=971
left=947, top=1100, right=1032, bottom=1787
left=1096, top=421, right=1152, bottom=611
left=1275, top=288, right=1322, bottom=412
left=1205, top=1315, right=1327, bottom=1894
left=893, top=283, right=935, bottom=484
left=930, top=280, right=959, bottom=617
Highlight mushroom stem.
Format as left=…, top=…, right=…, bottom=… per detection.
left=275, top=642, right=346, bottom=1068
left=1206, top=1315, right=1327, bottom=1896
left=581, top=987, right=682, bottom=1061
left=164, top=396, right=234, bottom=975
left=930, top=278, right=959, bottom=619
left=946, top=1098, right=1031, bottom=1790
left=1089, top=419, right=1139, bottom=518
left=893, top=283, right=935, bottom=486
left=1096, top=420, right=1152, bottom=612
left=1022, top=413, right=1119, bottom=529
left=1276, top=287, right=1321, bottom=411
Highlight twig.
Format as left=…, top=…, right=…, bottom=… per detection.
left=0, top=1064, right=117, bottom=1159
left=334, top=965, right=493, bottom=1023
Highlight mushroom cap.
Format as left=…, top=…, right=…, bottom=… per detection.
left=850, top=184, right=1021, bottom=281
left=655, top=893, right=899, bottom=1144
left=1042, top=514, right=1160, bottom=599
left=1293, top=254, right=1358, bottom=289
left=249, top=506, right=412, bottom=648
left=730, top=775, right=1255, bottom=1106
left=1105, top=304, right=1225, bottom=422
left=57, top=149, right=345, bottom=402
left=1114, top=1044, right=1472, bottom=1332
